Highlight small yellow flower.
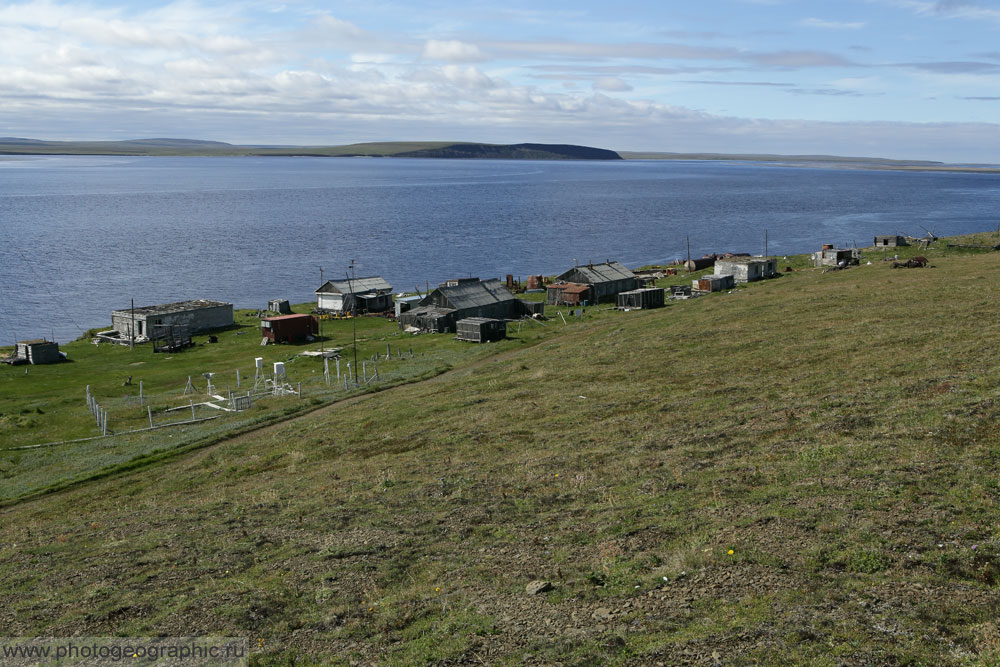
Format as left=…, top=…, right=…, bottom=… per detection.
left=554, top=473, right=559, bottom=478
left=435, top=587, right=440, bottom=591
left=727, top=549, right=735, bottom=555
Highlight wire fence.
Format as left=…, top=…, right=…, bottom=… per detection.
left=7, top=344, right=445, bottom=452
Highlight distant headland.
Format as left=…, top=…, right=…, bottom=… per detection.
left=2, top=138, right=998, bottom=171
left=0, top=138, right=622, bottom=161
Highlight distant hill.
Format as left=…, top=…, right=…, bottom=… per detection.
left=393, top=143, right=622, bottom=160
left=0, top=138, right=622, bottom=160
left=117, top=138, right=234, bottom=147
left=618, top=150, right=944, bottom=167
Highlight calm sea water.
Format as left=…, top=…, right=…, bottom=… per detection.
left=3, top=155, right=1000, bottom=343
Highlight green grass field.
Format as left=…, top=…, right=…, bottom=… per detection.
left=2, top=238, right=1000, bottom=664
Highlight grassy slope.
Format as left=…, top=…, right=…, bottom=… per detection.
left=0, top=302, right=567, bottom=504
left=3, top=246, right=1000, bottom=664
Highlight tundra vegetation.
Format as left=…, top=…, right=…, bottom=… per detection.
left=1, top=235, right=999, bottom=664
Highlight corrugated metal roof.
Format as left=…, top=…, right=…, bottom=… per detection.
left=436, top=279, right=516, bottom=310
left=316, top=276, right=392, bottom=295
left=561, top=261, right=635, bottom=284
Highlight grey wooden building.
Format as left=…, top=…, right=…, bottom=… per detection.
left=315, top=276, right=393, bottom=314
left=693, top=274, right=735, bottom=292
left=811, top=246, right=860, bottom=268
left=399, top=279, right=529, bottom=333
left=8, top=339, right=61, bottom=365
left=616, top=288, right=665, bottom=310
left=456, top=317, right=506, bottom=343
left=874, top=235, right=908, bottom=247
left=553, top=261, right=638, bottom=303
left=268, top=299, right=292, bottom=314
left=111, top=300, right=234, bottom=341
left=714, top=258, right=778, bottom=283
left=546, top=282, right=591, bottom=306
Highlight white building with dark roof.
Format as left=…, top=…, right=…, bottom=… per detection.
left=315, top=276, right=393, bottom=314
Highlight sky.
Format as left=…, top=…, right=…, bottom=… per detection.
left=2, top=0, right=1000, bottom=162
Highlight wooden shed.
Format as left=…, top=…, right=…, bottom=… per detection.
left=268, top=299, right=292, bottom=314
left=874, top=235, right=908, bottom=248
left=455, top=317, right=506, bottom=343
left=546, top=282, right=592, bottom=306
left=399, top=279, right=528, bottom=333
left=616, top=288, right=665, bottom=310
left=10, top=339, right=61, bottom=365
left=693, top=274, right=735, bottom=292
left=110, top=300, right=234, bottom=343
left=553, top=261, right=638, bottom=303
left=261, top=313, right=317, bottom=343
left=812, top=247, right=860, bottom=268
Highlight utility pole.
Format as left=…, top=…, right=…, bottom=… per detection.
left=347, top=260, right=358, bottom=383
left=318, top=267, right=324, bottom=353
left=130, top=298, right=135, bottom=351
left=764, top=229, right=769, bottom=258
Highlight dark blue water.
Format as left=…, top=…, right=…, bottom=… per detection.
left=3, top=155, right=1000, bottom=343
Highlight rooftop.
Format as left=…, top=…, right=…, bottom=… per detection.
left=561, top=261, right=636, bottom=283
left=261, top=313, right=314, bottom=322
left=715, top=257, right=775, bottom=265
left=434, top=278, right=516, bottom=310
left=112, top=299, right=232, bottom=316
left=316, top=276, right=392, bottom=295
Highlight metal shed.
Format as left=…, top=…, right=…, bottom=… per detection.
left=456, top=317, right=506, bottom=343
left=554, top=261, right=638, bottom=302
left=261, top=313, right=317, bottom=343
left=616, top=288, right=665, bottom=310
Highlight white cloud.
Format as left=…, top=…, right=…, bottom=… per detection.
left=422, top=39, right=486, bottom=62
left=801, top=18, right=866, bottom=29
left=883, top=0, right=1000, bottom=22
left=312, top=14, right=368, bottom=41
left=592, top=77, right=632, bottom=92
